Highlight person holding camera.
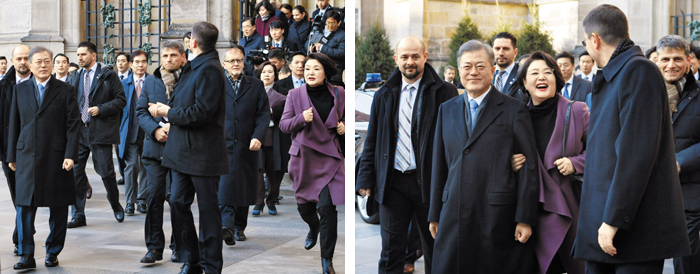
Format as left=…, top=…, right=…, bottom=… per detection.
left=288, top=6, right=311, bottom=55
left=307, top=10, right=344, bottom=87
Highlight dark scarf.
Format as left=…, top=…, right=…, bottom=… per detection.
left=293, top=18, right=307, bottom=27
left=608, top=38, right=635, bottom=63
left=529, top=95, right=559, bottom=161
left=261, top=14, right=271, bottom=22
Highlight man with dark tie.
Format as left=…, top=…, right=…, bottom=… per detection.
left=356, top=36, right=458, bottom=274
left=118, top=50, right=149, bottom=216
left=149, top=21, right=229, bottom=274
left=556, top=51, right=592, bottom=102
left=274, top=51, right=306, bottom=95
left=492, top=32, right=525, bottom=102
left=68, top=41, right=126, bottom=228
left=0, top=44, right=31, bottom=255
left=8, top=46, right=80, bottom=270
left=428, top=40, right=539, bottom=273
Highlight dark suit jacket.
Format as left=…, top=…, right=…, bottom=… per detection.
left=568, top=75, right=592, bottom=102
left=0, top=66, right=28, bottom=161
left=494, top=63, right=519, bottom=97
left=239, top=31, right=265, bottom=60
left=573, top=46, right=690, bottom=263
left=428, top=88, right=538, bottom=273
left=68, top=63, right=126, bottom=145
left=317, top=30, right=345, bottom=71
left=265, top=38, right=299, bottom=53
left=356, top=63, right=459, bottom=204
left=218, top=75, right=270, bottom=206
left=673, top=76, right=700, bottom=211
left=136, top=67, right=169, bottom=161
left=7, top=76, right=80, bottom=207
left=311, top=5, right=332, bottom=22
left=161, top=50, right=229, bottom=176
left=273, top=75, right=295, bottom=96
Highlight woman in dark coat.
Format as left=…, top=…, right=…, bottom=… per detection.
left=280, top=53, right=344, bottom=274
left=288, top=5, right=311, bottom=54
left=512, top=51, right=588, bottom=274
left=255, top=1, right=279, bottom=38
left=252, top=61, right=288, bottom=216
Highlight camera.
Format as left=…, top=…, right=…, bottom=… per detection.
left=306, top=7, right=345, bottom=54
left=246, top=49, right=270, bottom=66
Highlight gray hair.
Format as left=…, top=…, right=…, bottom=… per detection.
left=457, top=40, right=494, bottom=66
left=162, top=41, right=186, bottom=54
left=656, top=35, right=690, bottom=57
left=444, top=65, right=455, bottom=72
left=28, top=46, right=53, bottom=62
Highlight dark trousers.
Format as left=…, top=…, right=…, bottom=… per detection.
left=220, top=205, right=250, bottom=231
left=256, top=146, right=283, bottom=206
left=378, top=170, right=434, bottom=274
left=405, top=216, right=422, bottom=265
left=674, top=210, right=700, bottom=274
left=170, top=170, right=222, bottom=274
left=72, top=126, right=122, bottom=219
left=3, top=162, right=18, bottom=245
left=143, top=158, right=176, bottom=252
left=17, top=205, right=68, bottom=255
left=124, top=142, right=147, bottom=204
left=585, top=260, right=664, bottom=274
left=115, top=145, right=125, bottom=178
left=297, top=185, right=337, bottom=259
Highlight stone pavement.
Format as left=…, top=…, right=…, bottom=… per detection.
left=0, top=156, right=345, bottom=273
left=354, top=209, right=675, bottom=274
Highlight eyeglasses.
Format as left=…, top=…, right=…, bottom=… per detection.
left=582, top=33, right=594, bottom=47
left=224, top=59, right=244, bottom=64
left=459, top=64, right=488, bottom=72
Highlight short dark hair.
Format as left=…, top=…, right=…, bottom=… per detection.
left=256, top=61, right=279, bottom=82
left=516, top=51, right=566, bottom=96
left=0, top=56, right=6, bottom=61
left=192, top=21, right=219, bottom=52
left=645, top=46, right=657, bottom=59
left=268, top=49, right=286, bottom=61
left=280, top=4, right=293, bottom=12
left=280, top=64, right=291, bottom=75
left=493, top=32, right=517, bottom=48
left=444, top=65, right=454, bottom=72
left=269, top=20, right=285, bottom=30
left=78, top=41, right=98, bottom=54
left=517, top=54, right=531, bottom=64
left=53, top=53, right=69, bottom=63
left=293, top=6, right=308, bottom=21
left=256, top=1, right=275, bottom=15
left=325, top=10, right=342, bottom=22
left=290, top=51, right=306, bottom=60
left=131, top=50, right=148, bottom=60
left=242, top=17, right=256, bottom=26
left=70, top=62, right=79, bottom=69
left=579, top=50, right=590, bottom=59
left=184, top=31, right=192, bottom=39
left=116, top=51, right=131, bottom=62
left=582, top=4, right=629, bottom=46
left=304, top=52, right=337, bottom=80
left=691, top=44, right=700, bottom=58
left=555, top=51, right=575, bottom=65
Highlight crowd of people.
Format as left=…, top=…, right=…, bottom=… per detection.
left=0, top=1, right=345, bottom=274
left=357, top=4, right=700, bottom=274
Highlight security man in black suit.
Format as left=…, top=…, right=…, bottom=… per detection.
left=273, top=51, right=306, bottom=95
left=68, top=41, right=126, bottom=228
left=556, top=51, right=592, bottom=102
left=150, top=21, right=229, bottom=274
left=492, top=32, right=528, bottom=103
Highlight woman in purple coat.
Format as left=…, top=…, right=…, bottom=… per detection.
left=512, top=52, right=588, bottom=274
left=279, top=52, right=344, bottom=274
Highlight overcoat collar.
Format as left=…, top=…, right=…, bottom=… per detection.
left=601, top=46, right=643, bottom=83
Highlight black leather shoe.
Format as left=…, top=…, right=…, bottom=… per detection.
left=140, top=249, right=163, bottom=263
left=125, top=203, right=135, bottom=215
left=45, top=253, right=59, bottom=267
left=178, top=262, right=203, bottom=274
left=234, top=228, right=246, bottom=241
left=171, top=250, right=180, bottom=262
left=304, top=228, right=319, bottom=250
left=115, top=207, right=125, bottom=223
left=67, top=218, right=86, bottom=228
left=222, top=227, right=236, bottom=246
left=117, top=178, right=124, bottom=185
left=137, top=203, right=147, bottom=213
left=13, top=254, right=35, bottom=270
left=322, top=257, right=335, bottom=274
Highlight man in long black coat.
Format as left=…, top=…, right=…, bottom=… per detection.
left=428, top=40, right=539, bottom=273
left=573, top=5, right=690, bottom=273
left=8, top=46, right=80, bottom=269
left=151, top=21, right=229, bottom=274
left=218, top=46, right=270, bottom=245
left=356, top=36, right=458, bottom=274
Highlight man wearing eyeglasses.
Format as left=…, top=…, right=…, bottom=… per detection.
left=239, top=17, right=264, bottom=74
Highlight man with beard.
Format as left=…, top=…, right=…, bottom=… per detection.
left=573, top=5, right=690, bottom=273
left=492, top=32, right=526, bottom=102
left=356, top=36, right=458, bottom=274
left=68, top=41, right=127, bottom=228
left=136, top=41, right=185, bottom=264
left=653, top=35, right=700, bottom=274
left=0, top=44, right=31, bottom=256
left=52, top=54, right=71, bottom=82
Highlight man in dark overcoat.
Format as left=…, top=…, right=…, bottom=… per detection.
left=218, top=45, right=270, bottom=245
left=7, top=46, right=80, bottom=269
left=150, top=21, right=229, bottom=274
left=573, top=5, right=690, bottom=273
left=356, top=36, right=458, bottom=274
left=428, top=40, right=539, bottom=273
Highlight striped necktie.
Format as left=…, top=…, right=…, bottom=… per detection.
left=396, top=85, right=415, bottom=172
left=495, top=70, right=506, bottom=91
left=81, top=69, right=91, bottom=123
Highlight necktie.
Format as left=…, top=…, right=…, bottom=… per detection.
left=233, top=80, right=240, bottom=95
left=563, top=83, right=571, bottom=99
left=38, top=84, right=46, bottom=105
left=469, top=99, right=479, bottom=134
left=136, top=79, right=142, bottom=98
left=584, top=76, right=589, bottom=81
left=495, top=70, right=506, bottom=91
left=120, top=75, right=124, bottom=80
left=396, top=85, right=415, bottom=172
left=81, top=70, right=91, bottom=123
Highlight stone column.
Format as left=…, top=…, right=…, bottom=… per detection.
left=21, top=0, right=66, bottom=56
left=161, top=0, right=210, bottom=41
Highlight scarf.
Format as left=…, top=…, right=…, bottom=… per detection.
left=667, top=74, right=688, bottom=113
left=160, top=66, right=181, bottom=100
left=261, top=14, right=271, bottom=22
left=608, top=38, right=635, bottom=63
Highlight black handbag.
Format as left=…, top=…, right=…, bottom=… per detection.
left=562, top=101, right=584, bottom=202
left=334, top=86, right=345, bottom=155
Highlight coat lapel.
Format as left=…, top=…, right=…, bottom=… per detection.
left=674, top=82, right=700, bottom=123
left=542, top=95, right=569, bottom=171
left=89, top=63, right=102, bottom=97
left=324, top=84, right=341, bottom=128
left=235, top=76, right=250, bottom=101
left=37, top=77, right=61, bottom=115
left=451, top=97, right=468, bottom=148
left=466, top=90, right=503, bottom=148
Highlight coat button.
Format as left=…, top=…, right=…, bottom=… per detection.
left=463, top=149, right=469, bottom=155
left=36, top=115, right=40, bottom=118
left=234, top=120, right=238, bottom=124
left=234, top=140, right=239, bottom=144
left=234, top=102, right=238, bottom=105
left=624, top=216, right=630, bottom=222
left=383, top=154, right=387, bottom=159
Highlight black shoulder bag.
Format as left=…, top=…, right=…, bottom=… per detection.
left=334, top=86, right=345, bottom=155
left=562, top=101, right=584, bottom=202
